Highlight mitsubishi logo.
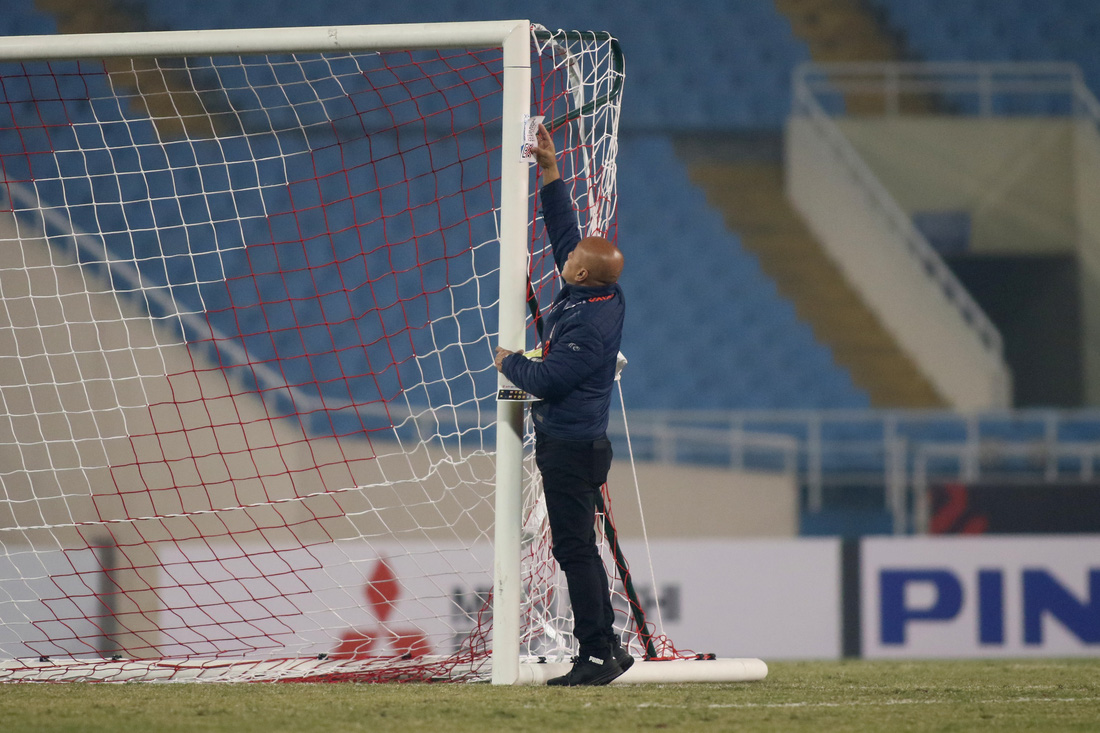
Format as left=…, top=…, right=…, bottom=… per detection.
left=331, top=558, right=431, bottom=660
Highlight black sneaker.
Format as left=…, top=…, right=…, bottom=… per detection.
left=546, top=652, right=624, bottom=687
left=612, top=643, right=635, bottom=675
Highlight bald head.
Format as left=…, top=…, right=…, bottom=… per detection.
left=563, top=236, right=624, bottom=287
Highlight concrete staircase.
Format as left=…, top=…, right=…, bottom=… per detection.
left=778, top=0, right=893, bottom=114
left=777, top=0, right=898, bottom=62
left=775, top=0, right=935, bottom=114
left=36, top=0, right=225, bottom=138
left=674, top=0, right=945, bottom=407
left=687, top=161, right=943, bottom=407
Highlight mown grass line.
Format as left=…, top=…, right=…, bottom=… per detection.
left=2, top=660, right=1099, bottom=733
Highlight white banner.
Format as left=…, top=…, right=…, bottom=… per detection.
left=642, top=538, right=840, bottom=659
left=862, top=536, right=1100, bottom=658
left=154, top=541, right=496, bottom=659
left=0, top=547, right=104, bottom=658
left=1, top=538, right=842, bottom=661
left=154, top=538, right=842, bottom=660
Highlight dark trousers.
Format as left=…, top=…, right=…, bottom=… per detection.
left=535, top=431, right=615, bottom=658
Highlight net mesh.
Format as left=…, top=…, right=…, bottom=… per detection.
left=0, top=25, right=680, bottom=683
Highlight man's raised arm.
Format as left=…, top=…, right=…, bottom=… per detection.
left=533, top=123, right=580, bottom=271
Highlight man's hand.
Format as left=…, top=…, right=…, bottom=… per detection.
left=533, top=123, right=560, bottom=185
left=494, top=346, right=523, bottom=373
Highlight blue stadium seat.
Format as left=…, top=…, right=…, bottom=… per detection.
left=13, top=14, right=56, bottom=36
left=896, top=416, right=970, bottom=443
left=132, top=0, right=814, bottom=131
left=976, top=415, right=1050, bottom=442
left=1057, top=417, right=1100, bottom=442
left=614, top=135, right=868, bottom=410
left=0, top=1, right=879, bottom=426
left=872, top=0, right=1100, bottom=99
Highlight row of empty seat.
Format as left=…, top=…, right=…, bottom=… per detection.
left=0, top=55, right=507, bottom=438
left=869, top=0, right=1100, bottom=98
left=620, top=409, right=1100, bottom=483
left=614, top=135, right=865, bottom=410
left=0, top=0, right=871, bottom=426
left=137, top=0, right=811, bottom=131
left=0, top=0, right=55, bottom=37
left=6, top=1, right=1100, bottom=431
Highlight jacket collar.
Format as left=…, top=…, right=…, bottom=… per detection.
left=562, top=282, right=618, bottom=302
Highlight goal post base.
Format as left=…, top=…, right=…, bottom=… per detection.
left=0, top=656, right=487, bottom=683
left=514, top=658, right=769, bottom=685
left=0, top=656, right=767, bottom=684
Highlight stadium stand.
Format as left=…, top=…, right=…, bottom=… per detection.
left=6, top=0, right=1100, bottom=536
left=615, top=136, right=866, bottom=410
left=0, top=0, right=56, bottom=37
left=138, top=0, right=812, bottom=130
left=867, top=0, right=1100, bottom=95
left=1, top=0, right=865, bottom=415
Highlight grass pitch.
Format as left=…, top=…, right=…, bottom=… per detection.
left=3, top=660, right=1099, bottom=732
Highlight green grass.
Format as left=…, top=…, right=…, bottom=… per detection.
left=3, top=660, right=1100, bottom=732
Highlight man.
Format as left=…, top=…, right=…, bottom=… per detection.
left=494, top=123, right=631, bottom=687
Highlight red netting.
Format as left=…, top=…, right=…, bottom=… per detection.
left=0, top=27, right=689, bottom=684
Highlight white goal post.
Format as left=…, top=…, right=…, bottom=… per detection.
left=0, top=20, right=765, bottom=685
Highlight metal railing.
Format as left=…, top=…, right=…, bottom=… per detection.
left=606, top=416, right=800, bottom=476
left=610, top=408, right=1100, bottom=534
left=795, top=61, right=1100, bottom=119
left=791, top=62, right=1008, bottom=365
left=911, top=441, right=1100, bottom=534
left=790, top=64, right=1100, bottom=371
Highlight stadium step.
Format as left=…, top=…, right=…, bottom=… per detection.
left=774, top=0, right=937, bottom=114
left=40, top=0, right=227, bottom=139
left=776, top=0, right=898, bottom=63
left=686, top=160, right=945, bottom=408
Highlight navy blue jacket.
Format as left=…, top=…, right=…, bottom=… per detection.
left=502, top=178, right=625, bottom=441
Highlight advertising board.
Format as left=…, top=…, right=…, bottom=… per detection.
left=862, top=536, right=1100, bottom=658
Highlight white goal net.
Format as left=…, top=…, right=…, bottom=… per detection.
left=0, top=22, right=668, bottom=683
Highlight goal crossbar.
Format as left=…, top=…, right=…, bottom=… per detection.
left=0, top=22, right=532, bottom=60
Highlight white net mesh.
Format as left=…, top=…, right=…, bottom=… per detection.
left=0, top=25, right=642, bottom=682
